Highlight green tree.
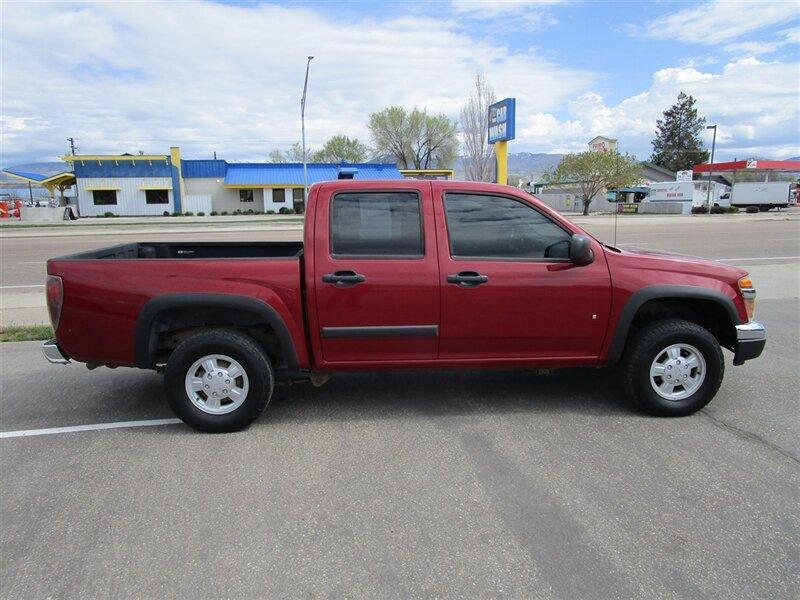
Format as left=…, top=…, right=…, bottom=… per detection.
left=651, top=92, right=710, bottom=172
left=312, top=135, right=370, bottom=162
left=367, top=106, right=458, bottom=169
left=544, top=151, right=642, bottom=215
left=268, top=142, right=305, bottom=162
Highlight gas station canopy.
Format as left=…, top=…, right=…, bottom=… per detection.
left=693, top=160, right=800, bottom=174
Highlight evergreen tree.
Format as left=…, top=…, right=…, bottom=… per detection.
left=650, top=92, right=709, bottom=172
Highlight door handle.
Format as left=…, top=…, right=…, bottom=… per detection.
left=322, top=270, right=366, bottom=287
left=447, top=271, right=489, bottom=287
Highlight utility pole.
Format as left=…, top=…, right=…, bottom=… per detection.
left=301, top=55, right=314, bottom=200
left=67, top=137, right=76, bottom=155
left=704, top=125, right=717, bottom=212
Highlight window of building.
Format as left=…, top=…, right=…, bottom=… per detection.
left=293, top=188, right=305, bottom=213
left=92, top=190, right=117, bottom=205
left=444, top=193, right=571, bottom=259
left=272, top=189, right=286, bottom=203
left=331, top=192, right=422, bottom=257
left=239, top=189, right=254, bottom=202
left=145, top=189, right=169, bottom=204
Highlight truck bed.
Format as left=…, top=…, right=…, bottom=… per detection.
left=57, top=241, right=303, bottom=261
left=47, top=241, right=307, bottom=367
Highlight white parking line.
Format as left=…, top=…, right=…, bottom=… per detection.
left=0, top=418, right=182, bottom=439
left=717, top=256, right=800, bottom=262
left=0, top=284, right=44, bottom=289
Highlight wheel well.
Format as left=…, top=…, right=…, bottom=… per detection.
left=149, top=307, right=288, bottom=369
left=628, top=298, right=736, bottom=352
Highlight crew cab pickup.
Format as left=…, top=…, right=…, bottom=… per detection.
left=43, top=180, right=766, bottom=432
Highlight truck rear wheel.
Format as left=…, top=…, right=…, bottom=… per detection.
left=622, top=319, right=724, bottom=417
left=164, top=329, right=273, bottom=432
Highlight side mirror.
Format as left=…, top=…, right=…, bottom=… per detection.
left=569, top=235, right=594, bottom=266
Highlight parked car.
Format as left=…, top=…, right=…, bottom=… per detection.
left=42, top=180, right=766, bottom=432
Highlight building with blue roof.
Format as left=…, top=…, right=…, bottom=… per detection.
left=57, top=147, right=405, bottom=216
left=183, top=158, right=403, bottom=214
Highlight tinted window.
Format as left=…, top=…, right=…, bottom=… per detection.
left=92, top=190, right=117, bottom=205
left=444, top=193, right=571, bottom=259
left=145, top=189, right=169, bottom=204
left=331, top=192, right=422, bottom=256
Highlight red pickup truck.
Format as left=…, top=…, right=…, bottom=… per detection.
left=43, top=180, right=765, bottom=432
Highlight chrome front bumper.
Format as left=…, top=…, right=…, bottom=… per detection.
left=733, top=321, right=766, bottom=365
left=42, top=339, right=70, bottom=364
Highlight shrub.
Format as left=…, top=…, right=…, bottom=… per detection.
left=184, top=211, right=194, bottom=216
left=221, top=211, right=228, bottom=216
left=727, top=206, right=740, bottom=213
left=172, top=211, right=182, bottom=216
left=745, top=205, right=760, bottom=214
left=691, top=206, right=707, bottom=214
left=710, top=205, right=725, bottom=214
left=234, top=209, right=243, bottom=215
left=246, top=208, right=254, bottom=215
left=197, top=211, right=205, bottom=216
left=267, top=210, right=275, bottom=215
left=210, top=211, right=219, bottom=216
left=278, top=207, right=289, bottom=214
left=103, top=211, right=116, bottom=218
left=162, top=211, right=170, bottom=217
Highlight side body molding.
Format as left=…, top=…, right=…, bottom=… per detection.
left=134, top=293, right=299, bottom=369
left=606, top=285, right=742, bottom=365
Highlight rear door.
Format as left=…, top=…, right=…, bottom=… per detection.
left=312, top=182, right=440, bottom=363
left=433, top=184, right=611, bottom=363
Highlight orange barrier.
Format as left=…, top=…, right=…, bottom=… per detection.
left=0, top=201, right=8, bottom=218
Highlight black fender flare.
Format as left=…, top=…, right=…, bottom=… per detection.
left=606, top=285, right=741, bottom=365
left=134, top=293, right=299, bottom=369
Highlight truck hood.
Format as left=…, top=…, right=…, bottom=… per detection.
left=610, top=245, right=748, bottom=281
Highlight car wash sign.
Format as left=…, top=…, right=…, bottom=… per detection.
left=488, top=98, right=516, bottom=144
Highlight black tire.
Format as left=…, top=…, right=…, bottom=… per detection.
left=622, top=319, right=724, bottom=417
left=164, top=329, right=273, bottom=432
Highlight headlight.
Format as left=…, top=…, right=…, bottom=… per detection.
left=738, top=275, right=756, bottom=321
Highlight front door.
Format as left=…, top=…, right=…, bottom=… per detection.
left=433, top=186, right=611, bottom=363
left=292, top=188, right=305, bottom=214
left=313, top=184, right=440, bottom=363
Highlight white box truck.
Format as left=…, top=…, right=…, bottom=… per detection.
left=647, top=181, right=730, bottom=212
left=727, top=182, right=794, bottom=211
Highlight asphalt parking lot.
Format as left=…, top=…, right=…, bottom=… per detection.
left=1, top=215, right=799, bottom=598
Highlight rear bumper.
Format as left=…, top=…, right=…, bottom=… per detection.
left=42, top=339, right=70, bottom=364
left=733, top=321, right=766, bottom=365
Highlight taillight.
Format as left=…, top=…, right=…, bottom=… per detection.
left=46, top=275, right=64, bottom=330
left=738, top=275, right=756, bottom=321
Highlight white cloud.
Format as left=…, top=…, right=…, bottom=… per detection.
left=630, top=1, right=799, bottom=45
left=1, top=1, right=797, bottom=167
left=515, top=57, right=800, bottom=160
left=724, top=27, right=800, bottom=56
left=1, top=0, right=593, bottom=165
left=451, top=0, right=568, bottom=28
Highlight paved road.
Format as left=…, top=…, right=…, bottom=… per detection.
left=1, top=298, right=798, bottom=598
left=1, top=213, right=798, bottom=325
left=1, top=215, right=798, bottom=597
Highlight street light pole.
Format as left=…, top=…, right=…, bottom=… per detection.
left=301, top=56, right=314, bottom=201
left=705, top=124, right=717, bottom=212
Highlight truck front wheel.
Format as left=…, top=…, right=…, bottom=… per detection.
left=164, top=329, right=274, bottom=432
left=622, top=319, right=724, bottom=417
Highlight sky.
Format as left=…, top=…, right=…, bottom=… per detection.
left=1, top=0, right=799, bottom=168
